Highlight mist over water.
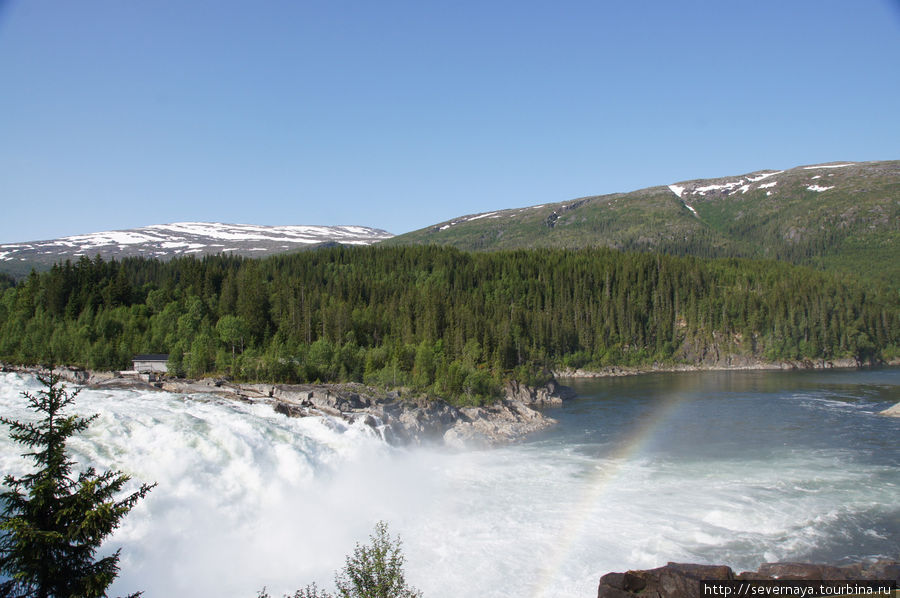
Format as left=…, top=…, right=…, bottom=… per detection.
left=1, top=369, right=898, bottom=598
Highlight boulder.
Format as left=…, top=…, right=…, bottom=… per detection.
left=503, top=379, right=576, bottom=407
left=271, top=386, right=315, bottom=404
left=599, top=563, right=734, bottom=598
left=443, top=399, right=556, bottom=447
left=880, top=402, right=900, bottom=417
left=273, top=402, right=307, bottom=418
left=599, top=560, right=900, bottom=598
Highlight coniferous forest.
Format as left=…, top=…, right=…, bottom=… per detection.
left=0, top=246, right=897, bottom=405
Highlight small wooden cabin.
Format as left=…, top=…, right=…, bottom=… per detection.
left=132, top=354, right=169, bottom=373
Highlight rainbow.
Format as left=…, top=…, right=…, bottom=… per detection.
left=530, top=392, right=690, bottom=598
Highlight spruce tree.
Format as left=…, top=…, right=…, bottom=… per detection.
left=0, top=372, right=155, bottom=598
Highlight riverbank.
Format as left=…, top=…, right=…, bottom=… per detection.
left=553, top=356, right=900, bottom=379
left=554, top=358, right=900, bottom=417
left=0, top=363, right=574, bottom=446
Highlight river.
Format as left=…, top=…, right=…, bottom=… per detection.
left=1, top=368, right=898, bottom=597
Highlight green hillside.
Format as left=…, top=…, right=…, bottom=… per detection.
left=2, top=247, right=897, bottom=405
left=388, top=161, right=900, bottom=284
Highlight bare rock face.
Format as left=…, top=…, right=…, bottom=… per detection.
left=880, top=402, right=900, bottom=417
left=383, top=398, right=462, bottom=444
left=503, top=379, right=576, bottom=407
left=598, top=563, right=734, bottom=598
left=443, top=400, right=555, bottom=448
left=269, top=381, right=570, bottom=446
left=598, top=560, right=900, bottom=598
left=754, top=562, right=853, bottom=580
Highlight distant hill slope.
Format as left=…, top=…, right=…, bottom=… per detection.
left=388, top=160, right=899, bottom=284
left=0, top=222, right=394, bottom=279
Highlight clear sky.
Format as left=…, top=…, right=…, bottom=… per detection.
left=1, top=0, right=898, bottom=243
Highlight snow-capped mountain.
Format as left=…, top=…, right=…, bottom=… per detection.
left=0, top=222, right=393, bottom=272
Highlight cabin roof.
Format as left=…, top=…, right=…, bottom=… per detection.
left=132, top=354, right=169, bottom=361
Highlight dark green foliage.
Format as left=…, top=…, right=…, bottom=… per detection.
left=0, top=373, right=155, bottom=598
left=0, top=273, right=15, bottom=293
left=0, top=246, right=897, bottom=405
left=334, top=522, right=422, bottom=598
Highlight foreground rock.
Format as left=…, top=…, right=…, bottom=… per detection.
left=598, top=560, right=900, bottom=598
left=2, top=364, right=573, bottom=447
left=880, top=402, right=900, bottom=417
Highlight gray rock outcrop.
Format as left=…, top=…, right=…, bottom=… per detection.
left=598, top=560, right=900, bottom=598
left=880, top=402, right=900, bottom=417
left=504, top=378, right=576, bottom=406
left=269, top=382, right=570, bottom=447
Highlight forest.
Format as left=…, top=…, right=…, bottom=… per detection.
left=0, top=246, right=897, bottom=405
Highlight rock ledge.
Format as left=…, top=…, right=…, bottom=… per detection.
left=2, top=364, right=574, bottom=447
left=598, top=561, right=900, bottom=598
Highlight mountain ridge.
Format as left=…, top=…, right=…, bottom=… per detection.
left=0, top=222, right=394, bottom=279
left=3, top=160, right=896, bottom=284
left=386, top=159, right=899, bottom=284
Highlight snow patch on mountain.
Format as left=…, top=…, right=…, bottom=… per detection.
left=667, top=162, right=854, bottom=201
left=0, top=222, right=393, bottom=263
left=694, top=180, right=747, bottom=195
left=803, top=163, right=854, bottom=170
left=747, top=170, right=783, bottom=182
left=467, top=212, right=498, bottom=221
left=435, top=210, right=509, bottom=231
left=142, top=222, right=387, bottom=244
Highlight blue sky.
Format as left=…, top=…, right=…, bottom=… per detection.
left=1, top=0, right=898, bottom=242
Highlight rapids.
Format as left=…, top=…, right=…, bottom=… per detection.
left=1, top=368, right=898, bottom=598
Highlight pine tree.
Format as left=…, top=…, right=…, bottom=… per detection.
left=0, top=372, right=155, bottom=598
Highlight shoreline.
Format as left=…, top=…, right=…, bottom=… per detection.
left=553, top=356, right=900, bottom=379
left=4, top=357, right=899, bottom=436
left=0, top=363, right=573, bottom=447
left=554, top=358, right=900, bottom=417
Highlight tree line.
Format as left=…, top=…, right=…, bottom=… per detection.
left=0, top=246, right=897, bottom=405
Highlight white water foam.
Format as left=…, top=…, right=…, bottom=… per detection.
left=1, top=372, right=897, bottom=598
